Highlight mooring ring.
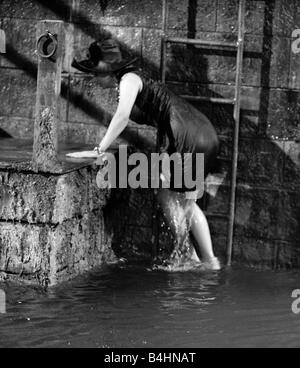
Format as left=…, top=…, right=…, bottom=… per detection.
left=36, top=31, right=58, bottom=59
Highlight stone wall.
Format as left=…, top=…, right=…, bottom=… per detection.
left=0, top=0, right=299, bottom=269
left=0, top=167, right=115, bottom=285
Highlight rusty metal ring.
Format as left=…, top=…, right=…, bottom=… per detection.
left=36, top=31, right=57, bottom=59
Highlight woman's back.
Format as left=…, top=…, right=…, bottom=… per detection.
left=117, top=69, right=219, bottom=176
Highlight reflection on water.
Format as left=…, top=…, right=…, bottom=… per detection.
left=0, top=265, right=300, bottom=348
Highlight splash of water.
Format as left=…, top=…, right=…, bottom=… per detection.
left=153, top=194, right=203, bottom=272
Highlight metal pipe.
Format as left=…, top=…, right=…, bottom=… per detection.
left=226, top=0, right=246, bottom=266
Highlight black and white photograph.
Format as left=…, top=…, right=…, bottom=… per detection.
left=0, top=0, right=299, bottom=351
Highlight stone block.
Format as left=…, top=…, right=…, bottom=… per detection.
left=0, top=69, right=66, bottom=123
left=277, top=241, right=300, bottom=269
left=216, top=135, right=284, bottom=189
left=205, top=184, right=230, bottom=215
left=267, top=89, right=300, bottom=140
left=0, top=71, right=12, bottom=116
left=295, top=0, right=300, bottom=30
left=278, top=191, right=300, bottom=242
left=164, top=30, right=217, bottom=84
left=165, top=31, right=263, bottom=87
left=110, top=224, right=154, bottom=261
left=284, top=91, right=300, bottom=139
left=0, top=223, right=51, bottom=281
left=142, top=29, right=162, bottom=80
left=210, top=234, right=227, bottom=259
left=240, top=86, right=262, bottom=137
left=167, top=83, right=261, bottom=139
left=216, top=0, right=268, bottom=35
left=216, top=0, right=239, bottom=34
left=290, top=38, right=300, bottom=90
left=167, top=0, right=217, bottom=33
left=269, top=37, right=291, bottom=89
left=61, top=121, right=108, bottom=145
left=0, top=211, right=115, bottom=285
left=242, top=36, right=263, bottom=87
left=216, top=0, right=296, bottom=37
left=49, top=212, right=114, bottom=284
left=105, top=188, right=154, bottom=228
left=206, top=214, right=228, bottom=237
left=0, top=167, right=109, bottom=224
left=271, top=0, right=295, bottom=37
left=233, top=237, right=277, bottom=269
left=73, top=0, right=162, bottom=28
left=0, top=117, right=34, bottom=140
left=7, top=70, right=36, bottom=119
left=283, top=141, right=300, bottom=190
left=67, top=75, right=116, bottom=125
left=217, top=136, right=233, bottom=159
left=244, top=0, right=266, bottom=35
left=235, top=186, right=281, bottom=240
left=237, top=138, right=285, bottom=186
left=0, top=18, right=37, bottom=69
left=0, top=0, right=71, bottom=20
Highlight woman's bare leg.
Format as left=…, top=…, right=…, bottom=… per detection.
left=156, top=189, right=200, bottom=263
left=157, top=189, right=220, bottom=270
left=188, top=202, right=215, bottom=261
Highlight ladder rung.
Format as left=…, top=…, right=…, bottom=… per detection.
left=181, top=95, right=235, bottom=105
left=166, top=37, right=238, bottom=50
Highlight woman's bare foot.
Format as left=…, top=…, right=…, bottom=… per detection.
left=200, top=257, right=221, bottom=271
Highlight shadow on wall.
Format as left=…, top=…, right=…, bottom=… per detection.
left=0, top=129, right=11, bottom=138
left=102, top=0, right=299, bottom=265
left=0, top=0, right=299, bottom=265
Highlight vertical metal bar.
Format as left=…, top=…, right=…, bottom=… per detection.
left=152, top=0, right=169, bottom=258
left=226, top=0, right=246, bottom=266
left=152, top=0, right=168, bottom=258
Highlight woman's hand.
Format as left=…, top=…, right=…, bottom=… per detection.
left=93, top=146, right=107, bottom=166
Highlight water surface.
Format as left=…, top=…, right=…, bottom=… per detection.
left=0, top=265, right=299, bottom=348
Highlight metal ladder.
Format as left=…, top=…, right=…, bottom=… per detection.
left=158, top=0, right=246, bottom=266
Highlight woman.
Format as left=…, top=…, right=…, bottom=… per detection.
left=71, top=38, right=221, bottom=271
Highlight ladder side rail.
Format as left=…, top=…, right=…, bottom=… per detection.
left=226, top=0, right=246, bottom=266
left=152, top=0, right=169, bottom=258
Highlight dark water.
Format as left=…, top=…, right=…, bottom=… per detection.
left=0, top=265, right=300, bottom=348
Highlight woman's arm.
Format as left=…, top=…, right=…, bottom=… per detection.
left=97, top=73, right=142, bottom=152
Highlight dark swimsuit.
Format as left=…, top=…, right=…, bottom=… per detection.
left=115, top=68, right=219, bottom=192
